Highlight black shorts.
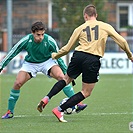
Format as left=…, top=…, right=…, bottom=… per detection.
left=67, top=51, right=101, bottom=83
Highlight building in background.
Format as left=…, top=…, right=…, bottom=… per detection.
left=0, top=0, right=133, bottom=51
left=0, top=0, right=53, bottom=51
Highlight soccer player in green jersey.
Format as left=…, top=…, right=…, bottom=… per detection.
left=37, top=5, right=133, bottom=122
left=0, top=21, right=87, bottom=119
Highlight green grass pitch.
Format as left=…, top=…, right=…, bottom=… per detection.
left=0, top=74, right=133, bottom=133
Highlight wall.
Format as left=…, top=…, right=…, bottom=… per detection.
left=0, top=0, right=49, bottom=32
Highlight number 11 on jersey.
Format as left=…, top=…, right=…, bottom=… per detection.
left=83, top=25, right=99, bottom=42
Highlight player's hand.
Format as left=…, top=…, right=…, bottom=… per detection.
left=52, top=52, right=57, bottom=59
left=129, top=56, right=133, bottom=62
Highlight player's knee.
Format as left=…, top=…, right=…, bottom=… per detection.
left=84, top=93, right=91, bottom=98
left=81, top=90, right=92, bottom=98
left=56, top=73, right=65, bottom=80
left=14, top=80, right=23, bottom=89
left=86, top=92, right=91, bottom=97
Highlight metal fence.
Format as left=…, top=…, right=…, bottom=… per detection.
left=106, top=36, right=133, bottom=52
left=12, top=34, right=133, bottom=52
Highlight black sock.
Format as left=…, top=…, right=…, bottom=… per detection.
left=47, top=80, right=66, bottom=99
left=60, top=92, right=85, bottom=111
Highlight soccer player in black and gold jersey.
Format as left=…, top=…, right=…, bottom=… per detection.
left=38, top=4, right=133, bottom=122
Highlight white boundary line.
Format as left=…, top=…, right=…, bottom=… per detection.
left=88, top=112, right=133, bottom=115
left=14, top=112, right=133, bottom=118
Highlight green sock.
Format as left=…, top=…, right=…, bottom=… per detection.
left=63, top=84, right=75, bottom=98
left=8, top=89, right=20, bottom=113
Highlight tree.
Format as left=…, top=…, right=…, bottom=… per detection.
left=52, top=0, right=108, bottom=47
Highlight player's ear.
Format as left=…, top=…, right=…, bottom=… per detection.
left=84, top=13, right=88, bottom=21
left=96, top=14, right=98, bottom=18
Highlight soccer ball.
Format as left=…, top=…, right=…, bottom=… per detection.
left=60, top=98, right=77, bottom=115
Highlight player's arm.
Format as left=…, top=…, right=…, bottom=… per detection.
left=0, top=37, right=27, bottom=71
left=107, top=25, right=133, bottom=61
left=52, top=28, right=80, bottom=59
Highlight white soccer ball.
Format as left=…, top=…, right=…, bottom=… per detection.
left=60, top=98, right=77, bottom=115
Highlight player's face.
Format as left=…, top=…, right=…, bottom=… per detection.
left=32, top=30, right=45, bottom=43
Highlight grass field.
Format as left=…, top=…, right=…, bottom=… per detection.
left=0, top=74, right=133, bottom=133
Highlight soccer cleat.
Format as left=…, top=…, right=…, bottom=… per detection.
left=2, top=110, right=14, bottom=119
left=76, top=103, right=87, bottom=113
left=37, top=97, right=49, bottom=113
left=52, top=107, right=67, bottom=122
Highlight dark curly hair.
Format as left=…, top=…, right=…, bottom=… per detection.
left=31, top=21, right=46, bottom=33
